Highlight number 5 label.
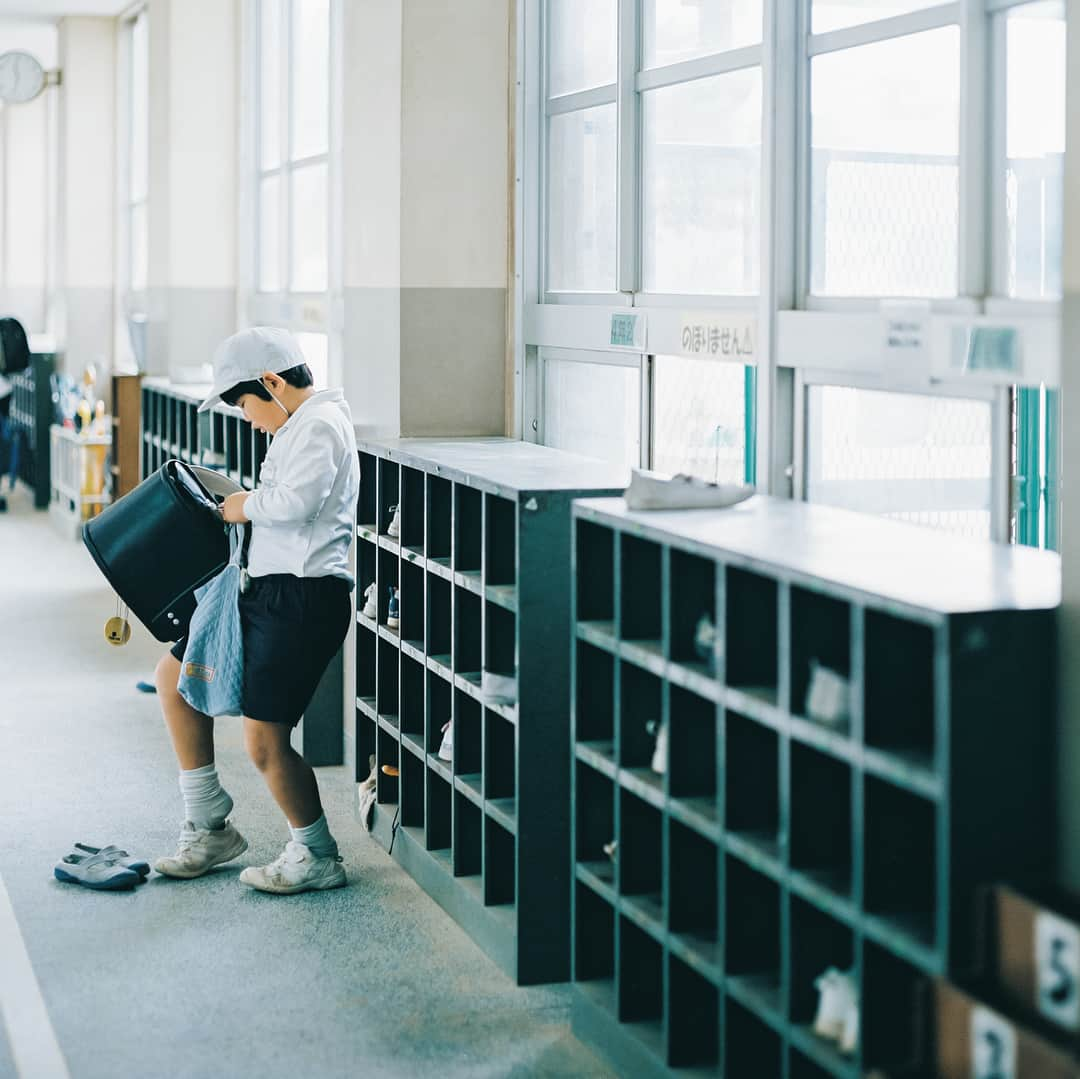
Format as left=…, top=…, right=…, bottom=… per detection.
left=970, top=1006, right=1016, bottom=1079
left=1036, top=910, right=1080, bottom=1031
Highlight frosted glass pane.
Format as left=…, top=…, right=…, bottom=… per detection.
left=652, top=355, right=748, bottom=484
left=810, top=28, right=959, bottom=297
left=259, top=175, right=280, bottom=292
left=643, top=70, right=761, bottom=295
left=290, top=162, right=328, bottom=292
left=813, top=0, right=947, bottom=34
left=643, top=0, right=761, bottom=67
left=543, top=357, right=639, bottom=466
left=130, top=11, right=149, bottom=201
left=1005, top=2, right=1065, bottom=299
left=547, top=105, right=617, bottom=292
left=548, top=0, right=616, bottom=97
left=290, top=0, right=329, bottom=160
left=259, top=0, right=282, bottom=169
left=806, top=386, right=992, bottom=540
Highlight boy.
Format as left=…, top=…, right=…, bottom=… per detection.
left=152, top=326, right=359, bottom=894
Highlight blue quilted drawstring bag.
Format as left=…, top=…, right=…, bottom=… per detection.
left=177, top=526, right=246, bottom=717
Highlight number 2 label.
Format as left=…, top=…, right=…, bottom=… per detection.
left=970, top=1006, right=1016, bottom=1079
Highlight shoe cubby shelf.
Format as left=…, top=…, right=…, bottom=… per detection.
left=353, top=437, right=626, bottom=985
left=140, top=379, right=270, bottom=489
left=571, top=495, right=1059, bottom=1078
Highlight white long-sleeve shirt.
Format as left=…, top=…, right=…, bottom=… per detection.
left=242, top=388, right=359, bottom=585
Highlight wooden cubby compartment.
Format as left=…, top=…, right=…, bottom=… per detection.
left=454, top=485, right=481, bottom=574
left=725, top=566, right=778, bottom=700
left=576, top=519, right=614, bottom=628
left=864, top=610, right=935, bottom=765
left=454, top=588, right=481, bottom=677
left=670, top=549, right=717, bottom=674
left=668, top=955, right=720, bottom=1071
left=576, top=642, right=614, bottom=757
left=790, top=585, right=852, bottom=728
left=401, top=466, right=425, bottom=551
left=864, top=778, right=937, bottom=949
left=725, top=711, right=780, bottom=859
left=485, top=493, right=516, bottom=587
left=790, top=742, right=853, bottom=901
left=378, top=458, right=399, bottom=537
left=619, top=535, right=662, bottom=645
left=426, top=474, right=451, bottom=565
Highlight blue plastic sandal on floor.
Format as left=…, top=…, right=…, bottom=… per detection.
left=54, top=850, right=142, bottom=891
left=73, top=843, right=151, bottom=878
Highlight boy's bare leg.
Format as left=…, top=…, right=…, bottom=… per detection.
left=243, top=718, right=323, bottom=828
left=154, top=652, right=215, bottom=770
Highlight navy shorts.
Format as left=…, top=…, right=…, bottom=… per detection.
left=171, top=573, right=352, bottom=727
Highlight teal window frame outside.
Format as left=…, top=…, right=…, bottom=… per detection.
left=1014, top=385, right=1059, bottom=551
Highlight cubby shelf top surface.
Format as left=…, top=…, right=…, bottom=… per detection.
left=575, top=495, right=1060, bottom=615
left=142, top=377, right=247, bottom=419
left=356, top=437, right=629, bottom=497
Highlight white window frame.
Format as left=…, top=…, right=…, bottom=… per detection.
left=516, top=0, right=1064, bottom=543
left=116, top=5, right=148, bottom=349
left=239, top=0, right=343, bottom=387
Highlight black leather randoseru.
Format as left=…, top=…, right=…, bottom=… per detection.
left=82, top=460, right=245, bottom=642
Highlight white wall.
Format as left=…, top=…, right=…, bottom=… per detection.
left=57, top=15, right=115, bottom=375
left=145, top=0, right=238, bottom=377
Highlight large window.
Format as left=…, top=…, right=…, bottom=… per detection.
left=251, top=0, right=333, bottom=386
left=535, top=0, right=761, bottom=484
left=119, top=9, right=148, bottom=303
left=522, top=0, right=1063, bottom=546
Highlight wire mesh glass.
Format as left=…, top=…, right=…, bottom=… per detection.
left=810, top=28, right=960, bottom=298
left=642, top=70, right=761, bottom=295
left=1004, top=2, right=1065, bottom=299
left=652, top=355, right=747, bottom=484
left=805, top=385, right=993, bottom=540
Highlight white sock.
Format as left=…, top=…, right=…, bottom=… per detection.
left=179, top=763, right=233, bottom=830
left=290, top=814, right=338, bottom=859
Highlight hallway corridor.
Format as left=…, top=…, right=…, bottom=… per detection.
left=0, top=487, right=609, bottom=1079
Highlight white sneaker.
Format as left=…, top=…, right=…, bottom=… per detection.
left=839, top=990, right=859, bottom=1055
left=624, top=468, right=755, bottom=512
left=813, top=968, right=856, bottom=1042
left=438, top=720, right=454, bottom=762
left=647, top=720, right=668, bottom=775
left=805, top=660, right=851, bottom=727
left=154, top=820, right=248, bottom=879
left=360, top=582, right=377, bottom=620
left=239, top=841, right=346, bottom=895
left=387, top=505, right=400, bottom=539
left=481, top=670, right=517, bottom=705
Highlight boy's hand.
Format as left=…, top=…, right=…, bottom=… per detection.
left=221, top=492, right=250, bottom=524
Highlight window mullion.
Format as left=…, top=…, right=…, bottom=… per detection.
left=958, top=0, right=990, bottom=299
left=280, top=0, right=292, bottom=298
left=615, top=0, right=638, bottom=295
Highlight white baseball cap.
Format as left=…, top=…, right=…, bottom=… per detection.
left=198, top=326, right=306, bottom=413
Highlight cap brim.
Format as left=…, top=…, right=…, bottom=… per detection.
left=197, top=393, right=223, bottom=413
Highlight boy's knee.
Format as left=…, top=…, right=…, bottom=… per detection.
left=244, top=722, right=288, bottom=772
left=155, top=652, right=180, bottom=697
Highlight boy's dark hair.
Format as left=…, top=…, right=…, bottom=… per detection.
left=220, top=363, right=314, bottom=407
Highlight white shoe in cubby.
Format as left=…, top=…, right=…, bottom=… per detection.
left=438, top=720, right=454, bottom=762
left=387, top=505, right=401, bottom=539
left=360, top=582, right=377, bottom=620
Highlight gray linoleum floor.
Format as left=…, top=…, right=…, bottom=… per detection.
left=0, top=483, right=611, bottom=1079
